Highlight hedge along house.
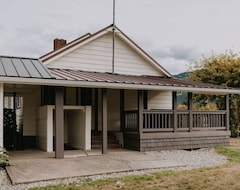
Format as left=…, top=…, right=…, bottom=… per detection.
left=0, top=25, right=239, bottom=159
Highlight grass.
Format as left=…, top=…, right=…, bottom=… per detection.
left=30, top=138, right=240, bottom=190
left=214, top=138, right=240, bottom=163
left=215, top=146, right=240, bottom=163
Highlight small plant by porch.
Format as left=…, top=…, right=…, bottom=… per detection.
left=0, top=146, right=10, bottom=168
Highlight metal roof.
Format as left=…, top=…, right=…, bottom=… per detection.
left=49, top=68, right=232, bottom=90
left=0, top=56, right=237, bottom=93
left=0, top=56, right=53, bottom=79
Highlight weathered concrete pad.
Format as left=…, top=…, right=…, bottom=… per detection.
left=6, top=150, right=185, bottom=184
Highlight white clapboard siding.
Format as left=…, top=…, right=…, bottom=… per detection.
left=66, top=110, right=85, bottom=149
left=107, top=89, right=120, bottom=131
left=148, top=91, right=172, bottom=109
left=47, top=33, right=163, bottom=76
left=37, top=105, right=54, bottom=152
left=125, top=90, right=138, bottom=110
left=23, top=86, right=41, bottom=136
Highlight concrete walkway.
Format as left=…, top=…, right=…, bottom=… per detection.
left=6, top=149, right=185, bottom=184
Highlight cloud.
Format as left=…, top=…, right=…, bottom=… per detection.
left=151, top=45, right=200, bottom=61
left=157, top=57, right=189, bottom=75
left=148, top=45, right=202, bottom=74
left=0, top=0, right=240, bottom=75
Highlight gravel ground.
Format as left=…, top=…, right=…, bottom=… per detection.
left=0, top=148, right=227, bottom=190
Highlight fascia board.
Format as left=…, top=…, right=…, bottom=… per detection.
left=115, top=30, right=172, bottom=77
left=1, top=77, right=239, bottom=95
left=40, top=33, right=91, bottom=63
left=42, top=26, right=172, bottom=78
left=42, top=30, right=109, bottom=65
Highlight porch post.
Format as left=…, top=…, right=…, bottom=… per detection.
left=55, top=87, right=64, bottom=159
left=0, top=83, right=3, bottom=147
left=225, top=94, right=230, bottom=131
left=85, top=106, right=92, bottom=150
left=102, top=88, right=107, bottom=154
left=120, top=89, right=124, bottom=132
left=188, top=92, right=193, bottom=132
left=94, top=89, right=98, bottom=131
left=172, top=91, right=177, bottom=132
left=138, top=90, right=143, bottom=134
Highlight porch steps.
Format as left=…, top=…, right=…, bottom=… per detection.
left=91, top=131, right=122, bottom=149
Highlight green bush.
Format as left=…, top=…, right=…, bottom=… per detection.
left=0, top=147, right=10, bottom=168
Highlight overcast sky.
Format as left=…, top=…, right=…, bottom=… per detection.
left=0, top=0, right=240, bottom=74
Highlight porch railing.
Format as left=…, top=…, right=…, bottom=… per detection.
left=142, top=110, right=174, bottom=132
left=192, top=111, right=227, bottom=130
left=124, top=109, right=227, bottom=133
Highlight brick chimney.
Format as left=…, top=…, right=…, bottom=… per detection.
left=54, top=38, right=67, bottom=50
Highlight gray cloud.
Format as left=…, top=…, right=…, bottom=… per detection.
left=0, top=0, right=240, bottom=75
left=157, top=57, right=189, bottom=75
left=148, top=46, right=203, bottom=75
left=151, top=46, right=200, bottom=62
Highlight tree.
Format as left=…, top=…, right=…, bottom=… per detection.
left=188, top=50, right=240, bottom=137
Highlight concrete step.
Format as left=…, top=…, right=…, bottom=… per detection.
left=91, top=144, right=122, bottom=149
left=91, top=139, right=120, bottom=144
left=91, top=131, right=121, bottom=149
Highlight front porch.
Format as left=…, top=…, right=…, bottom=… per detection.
left=0, top=82, right=231, bottom=159
left=123, top=91, right=230, bottom=151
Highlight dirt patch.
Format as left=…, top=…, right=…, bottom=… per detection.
left=76, top=165, right=240, bottom=190
left=229, top=138, right=240, bottom=147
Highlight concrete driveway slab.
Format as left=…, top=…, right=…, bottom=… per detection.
left=6, top=150, right=185, bottom=184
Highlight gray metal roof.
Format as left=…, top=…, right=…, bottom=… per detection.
left=0, top=56, right=53, bottom=79
left=49, top=68, right=233, bottom=90
left=0, top=56, right=238, bottom=93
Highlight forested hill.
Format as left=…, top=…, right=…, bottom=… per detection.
left=173, top=72, right=189, bottom=79
left=173, top=72, right=189, bottom=104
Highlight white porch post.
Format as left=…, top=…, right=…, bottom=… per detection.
left=0, top=83, right=3, bottom=147
left=47, top=106, right=54, bottom=152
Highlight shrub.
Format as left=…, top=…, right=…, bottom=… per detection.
left=0, top=147, right=10, bottom=168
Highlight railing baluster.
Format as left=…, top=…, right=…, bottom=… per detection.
left=151, top=114, right=155, bottom=129
left=148, top=113, right=150, bottom=129
left=158, top=114, right=160, bottom=128
left=156, top=113, right=157, bottom=128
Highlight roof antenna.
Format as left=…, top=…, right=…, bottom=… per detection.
left=112, top=0, right=116, bottom=73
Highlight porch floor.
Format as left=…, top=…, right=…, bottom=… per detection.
left=6, top=149, right=185, bottom=184
left=8, top=149, right=104, bottom=160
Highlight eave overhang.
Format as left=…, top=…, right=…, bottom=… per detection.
left=0, top=76, right=239, bottom=95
